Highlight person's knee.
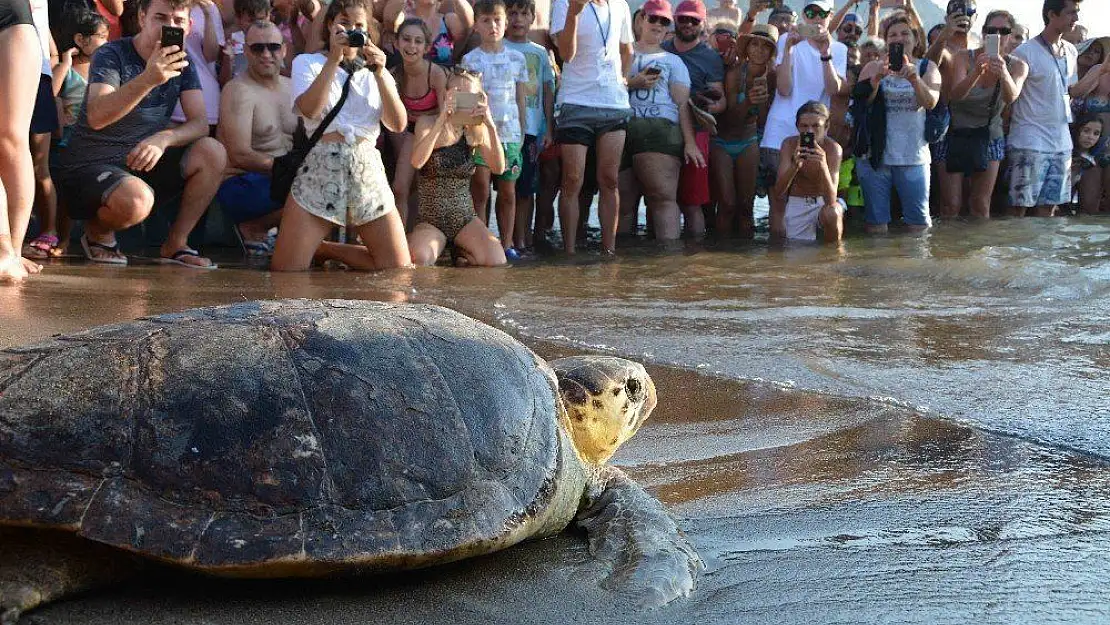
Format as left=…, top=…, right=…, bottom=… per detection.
left=561, top=166, right=584, bottom=193
left=104, top=181, right=154, bottom=226
left=411, top=244, right=438, bottom=266
left=596, top=166, right=620, bottom=191
left=188, top=138, right=228, bottom=177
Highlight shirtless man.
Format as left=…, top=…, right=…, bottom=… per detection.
left=773, top=100, right=843, bottom=243
left=706, top=0, right=739, bottom=29
left=216, top=20, right=296, bottom=254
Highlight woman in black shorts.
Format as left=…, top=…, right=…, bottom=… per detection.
left=0, top=0, right=45, bottom=283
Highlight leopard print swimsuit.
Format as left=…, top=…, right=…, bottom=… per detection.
left=417, top=135, right=476, bottom=242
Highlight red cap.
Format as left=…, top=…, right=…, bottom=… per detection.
left=673, top=0, right=706, bottom=22
left=641, top=0, right=673, bottom=18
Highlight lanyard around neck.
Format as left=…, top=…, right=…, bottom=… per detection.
left=589, top=2, right=611, bottom=50
left=1037, top=35, right=1069, bottom=92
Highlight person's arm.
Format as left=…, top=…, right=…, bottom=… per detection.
left=705, top=80, right=726, bottom=114
left=369, top=43, right=407, bottom=132
left=828, top=0, right=858, bottom=33
left=815, top=34, right=842, bottom=97
left=125, top=87, right=209, bottom=172
left=902, top=0, right=924, bottom=34
left=777, top=34, right=797, bottom=97
left=1070, top=61, right=1109, bottom=98
left=620, top=42, right=633, bottom=79
left=382, top=0, right=406, bottom=32
left=199, top=1, right=223, bottom=63
left=773, top=136, right=801, bottom=200
left=817, top=139, right=842, bottom=205
left=516, top=81, right=527, bottom=138
left=738, top=0, right=766, bottom=35
left=670, top=81, right=704, bottom=168
left=905, top=57, right=940, bottom=110
left=411, top=114, right=450, bottom=169
left=866, top=0, right=880, bottom=38
left=858, top=60, right=885, bottom=104
left=947, top=50, right=979, bottom=101
left=1001, top=56, right=1028, bottom=105
left=474, top=93, right=506, bottom=174
left=553, top=0, right=587, bottom=63
left=99, top=0, right=125, bottom=16
left=217, top=82, right=273, bottom=172
left=52, top=48, right=76, bottom=96
left=925, top=14, right=958, bottom=65
left=294, top=31, right=346, bottom=119
left=86, top=46, right=190, bottom=130
left=445, top=12, right=469, bottom=45
left=444, top=0, right=474, bottom=30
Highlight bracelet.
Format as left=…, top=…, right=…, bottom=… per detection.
left=821, top=55, right=833, bottom=62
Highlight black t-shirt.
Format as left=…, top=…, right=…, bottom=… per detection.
left=57, top=37, right=201, bottom=171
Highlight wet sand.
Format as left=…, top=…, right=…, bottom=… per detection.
left=4, top=257, right=1110, bottom=624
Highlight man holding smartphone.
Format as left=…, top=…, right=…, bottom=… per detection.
left=52, top=0, right=227, bottom=268
left=759, top=0, right=846, bottom=239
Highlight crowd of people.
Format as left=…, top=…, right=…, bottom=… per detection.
left=0, top=0, right=1096, bottom=281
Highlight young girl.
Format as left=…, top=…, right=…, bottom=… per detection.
left=390, top=17, right=448, bottom=227
left=270, top=0, right=412, bottom=271
left=1072, top=115, right=1102, bottom=209
left=384, top=0, right=472, bottom=66
left=23, top=9, right=108, bottom=260
left=408, top=68, right=506, bottom=267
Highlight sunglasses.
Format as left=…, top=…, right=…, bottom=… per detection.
left=248, top=42, right=282, bottom=54
left=676, top=16, right=701, bottom=26
left=803, top=7, right=831, bottom=19
left=841, top=24, right=861, bottom=33
left=983, top=26, right=1011, bottom=36
left=646, top=14, right=672, bottom=26
left=451, top=66, right=483, bottom=79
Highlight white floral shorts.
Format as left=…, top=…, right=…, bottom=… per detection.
left=290, top=139, right=395, bottom=227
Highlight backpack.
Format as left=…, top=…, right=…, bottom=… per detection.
left=919, top=59, right=949, bottom=144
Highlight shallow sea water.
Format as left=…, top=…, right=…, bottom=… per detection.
left=3, top=215, right=1110, bottom=624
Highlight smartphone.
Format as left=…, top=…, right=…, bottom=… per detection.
left=644, top=66, right=662, bottom=76
left=160, top=25, right=185, bottom=50
left=880, top=0, right=904, bottom=7
left=888, top=42, right=905, bottom=72
left=450, top=91, right=480, bottom=124
left=800, top=132, right=816, bottom=149
left=985, top=33, right=1000, bottom=58
left=753, top=74, right=768, bottom=90
left=797, top=23, right=822, bottom=39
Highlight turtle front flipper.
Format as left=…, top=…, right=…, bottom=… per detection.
left=576, top=466, right=702, bottom=609
left=0, top=527, right=138, bottom=624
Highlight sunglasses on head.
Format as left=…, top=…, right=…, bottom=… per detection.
left=646, top=14, right=672, bottom=26
left=676, top=16, right=701, bottom=25
left=248, top=42, right=282, bottom=53
left=983, top=26, right=1011, bottom=36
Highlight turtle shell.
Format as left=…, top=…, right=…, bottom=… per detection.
left=0, top=300, right=570, bottom=574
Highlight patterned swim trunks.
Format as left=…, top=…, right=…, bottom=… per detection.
left=290, top=140, right=395, bottom=227
left=1007, top=148, right=1071, bottom=209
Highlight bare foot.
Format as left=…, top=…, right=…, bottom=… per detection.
left=20, top=257, right=42, bottom=274
left=0, top=254, right=28, bottom=285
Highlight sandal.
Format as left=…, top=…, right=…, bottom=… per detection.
left=22, top=233, right=59, bottom=260
left=156, top=247, right=218, bottom=270
left=80, top=234, right=128, bottom=265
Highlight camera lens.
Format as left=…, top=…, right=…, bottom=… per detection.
left=347, top=29, right=366, bottom=47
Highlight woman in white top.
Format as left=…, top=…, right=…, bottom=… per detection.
left=271, top=0, right=412, bottom=271
left=856, top=15, right=940, bottom=233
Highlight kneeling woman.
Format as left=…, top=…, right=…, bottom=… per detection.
left=271, top=0, right=412, bottom=272
left=408, top=69, right=506, bottom=267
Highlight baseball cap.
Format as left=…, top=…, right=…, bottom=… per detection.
left=805, top=0, right=834, bottom=11
left=641, top=0, right=673, bottom=19
left=769, top=5, right=796, bottom=18
left=843, top=13, right=860, bottom=24
left=674, top=0, right=707, bottom=22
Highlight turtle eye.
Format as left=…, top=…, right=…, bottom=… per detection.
left=625, top=378, right=641, bottom=400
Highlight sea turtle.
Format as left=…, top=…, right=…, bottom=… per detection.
left=0, top=299, right=700, bottom=622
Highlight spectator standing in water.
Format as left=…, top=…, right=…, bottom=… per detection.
left=23, top=0, right=61, bottom=264
left=1068, top=36, right=1110, bottom=213
left=550, top=0, right=634, bottom=255
left=773, top=101, right=843, bottom=243
left=663, top=0, right=723, bottom=239
left=760, top=0, right=846, bottom=239
left=1006, top=0, right=1081, bottom=217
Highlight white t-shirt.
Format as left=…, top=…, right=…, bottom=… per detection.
left=461, top=46, right=529, bottom=145
left=1010, top=38, right=1078, bottom=153
left=550, top=0, right=634, bottom=109
left=627, top=50, right=690, bottom=124
left=761, top=37, right=848, bottom=151
left=291, top=54, right=384, bottom=144
left=30, top=0, right=49, bottom=75
left=881, top=74, right=929, bottom=166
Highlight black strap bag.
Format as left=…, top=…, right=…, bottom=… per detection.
left=271, top=70, right=356, bottom=205
left=945, top=79, right=1002, bottom=175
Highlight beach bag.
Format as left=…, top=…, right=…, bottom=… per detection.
left=945, top=80, right=1002, bottom=175
left=919, top=59, right=949, bottom=144
left=271, top=71, right=355, bottom=205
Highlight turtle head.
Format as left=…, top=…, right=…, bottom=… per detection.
left=550, top=356, right=657, bottom=465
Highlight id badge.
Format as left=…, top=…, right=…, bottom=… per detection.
left=599, top=56, right=617, bottom=80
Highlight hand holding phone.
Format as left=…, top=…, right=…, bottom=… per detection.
left=888, top=42, right=905, bottom=72
left=450, top=91, right=481, bottom=125
left=644, top=66, right=662, bottom=76
left=160, top=25, right=185, bottom=51
left=985, top=33, right=1000, bottom=58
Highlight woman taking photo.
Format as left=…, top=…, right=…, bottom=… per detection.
left=936, top=10, right=1027, bottom=220
left=854, top=14, right=941, bottom=233
left=271, top=0, right=413, bottom=271
left=390, top=17, right=448, bottom=227
left=618, top=0, right=703, bottom=243
left=408, top=68, right=506, bottom=267
left=714, top=22, right=776, bottom=238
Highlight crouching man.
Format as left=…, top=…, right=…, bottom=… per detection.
left=52, top=0, right=226, bottom=267
left=216, top=20, right=295, bottom=255
left=772, top=100, right=843, bottom=243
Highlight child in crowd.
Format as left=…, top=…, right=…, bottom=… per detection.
left=391, top=17, right=449, bottom=227
left=1071, top=115, right=1102, bottom=207
left=503, top=0, right=555, bottom=252
left=773, top=101, right=844, bottom=243
left=221, top=0, right=273, bottom=84
left=860, top=38, right=884, bottom=66
left=460, top=0, right=528, bottom=258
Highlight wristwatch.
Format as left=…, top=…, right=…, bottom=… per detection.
left=820, top=55, right=833, bottom=62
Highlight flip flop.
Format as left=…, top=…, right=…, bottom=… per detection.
left=80, top=234, right=128, bottom=265
left=241, top=238, right=275, bottom=257
left=157, top=247, right=218, bottom=270
left=23, top=233, right=59, bottom=260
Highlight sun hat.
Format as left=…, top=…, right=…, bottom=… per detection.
left=736, top=22, right=780, bottom=51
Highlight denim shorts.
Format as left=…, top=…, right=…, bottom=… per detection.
left=856, top=159, right=932, bottom=227
left=554, top=103, right=631, bottom=147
